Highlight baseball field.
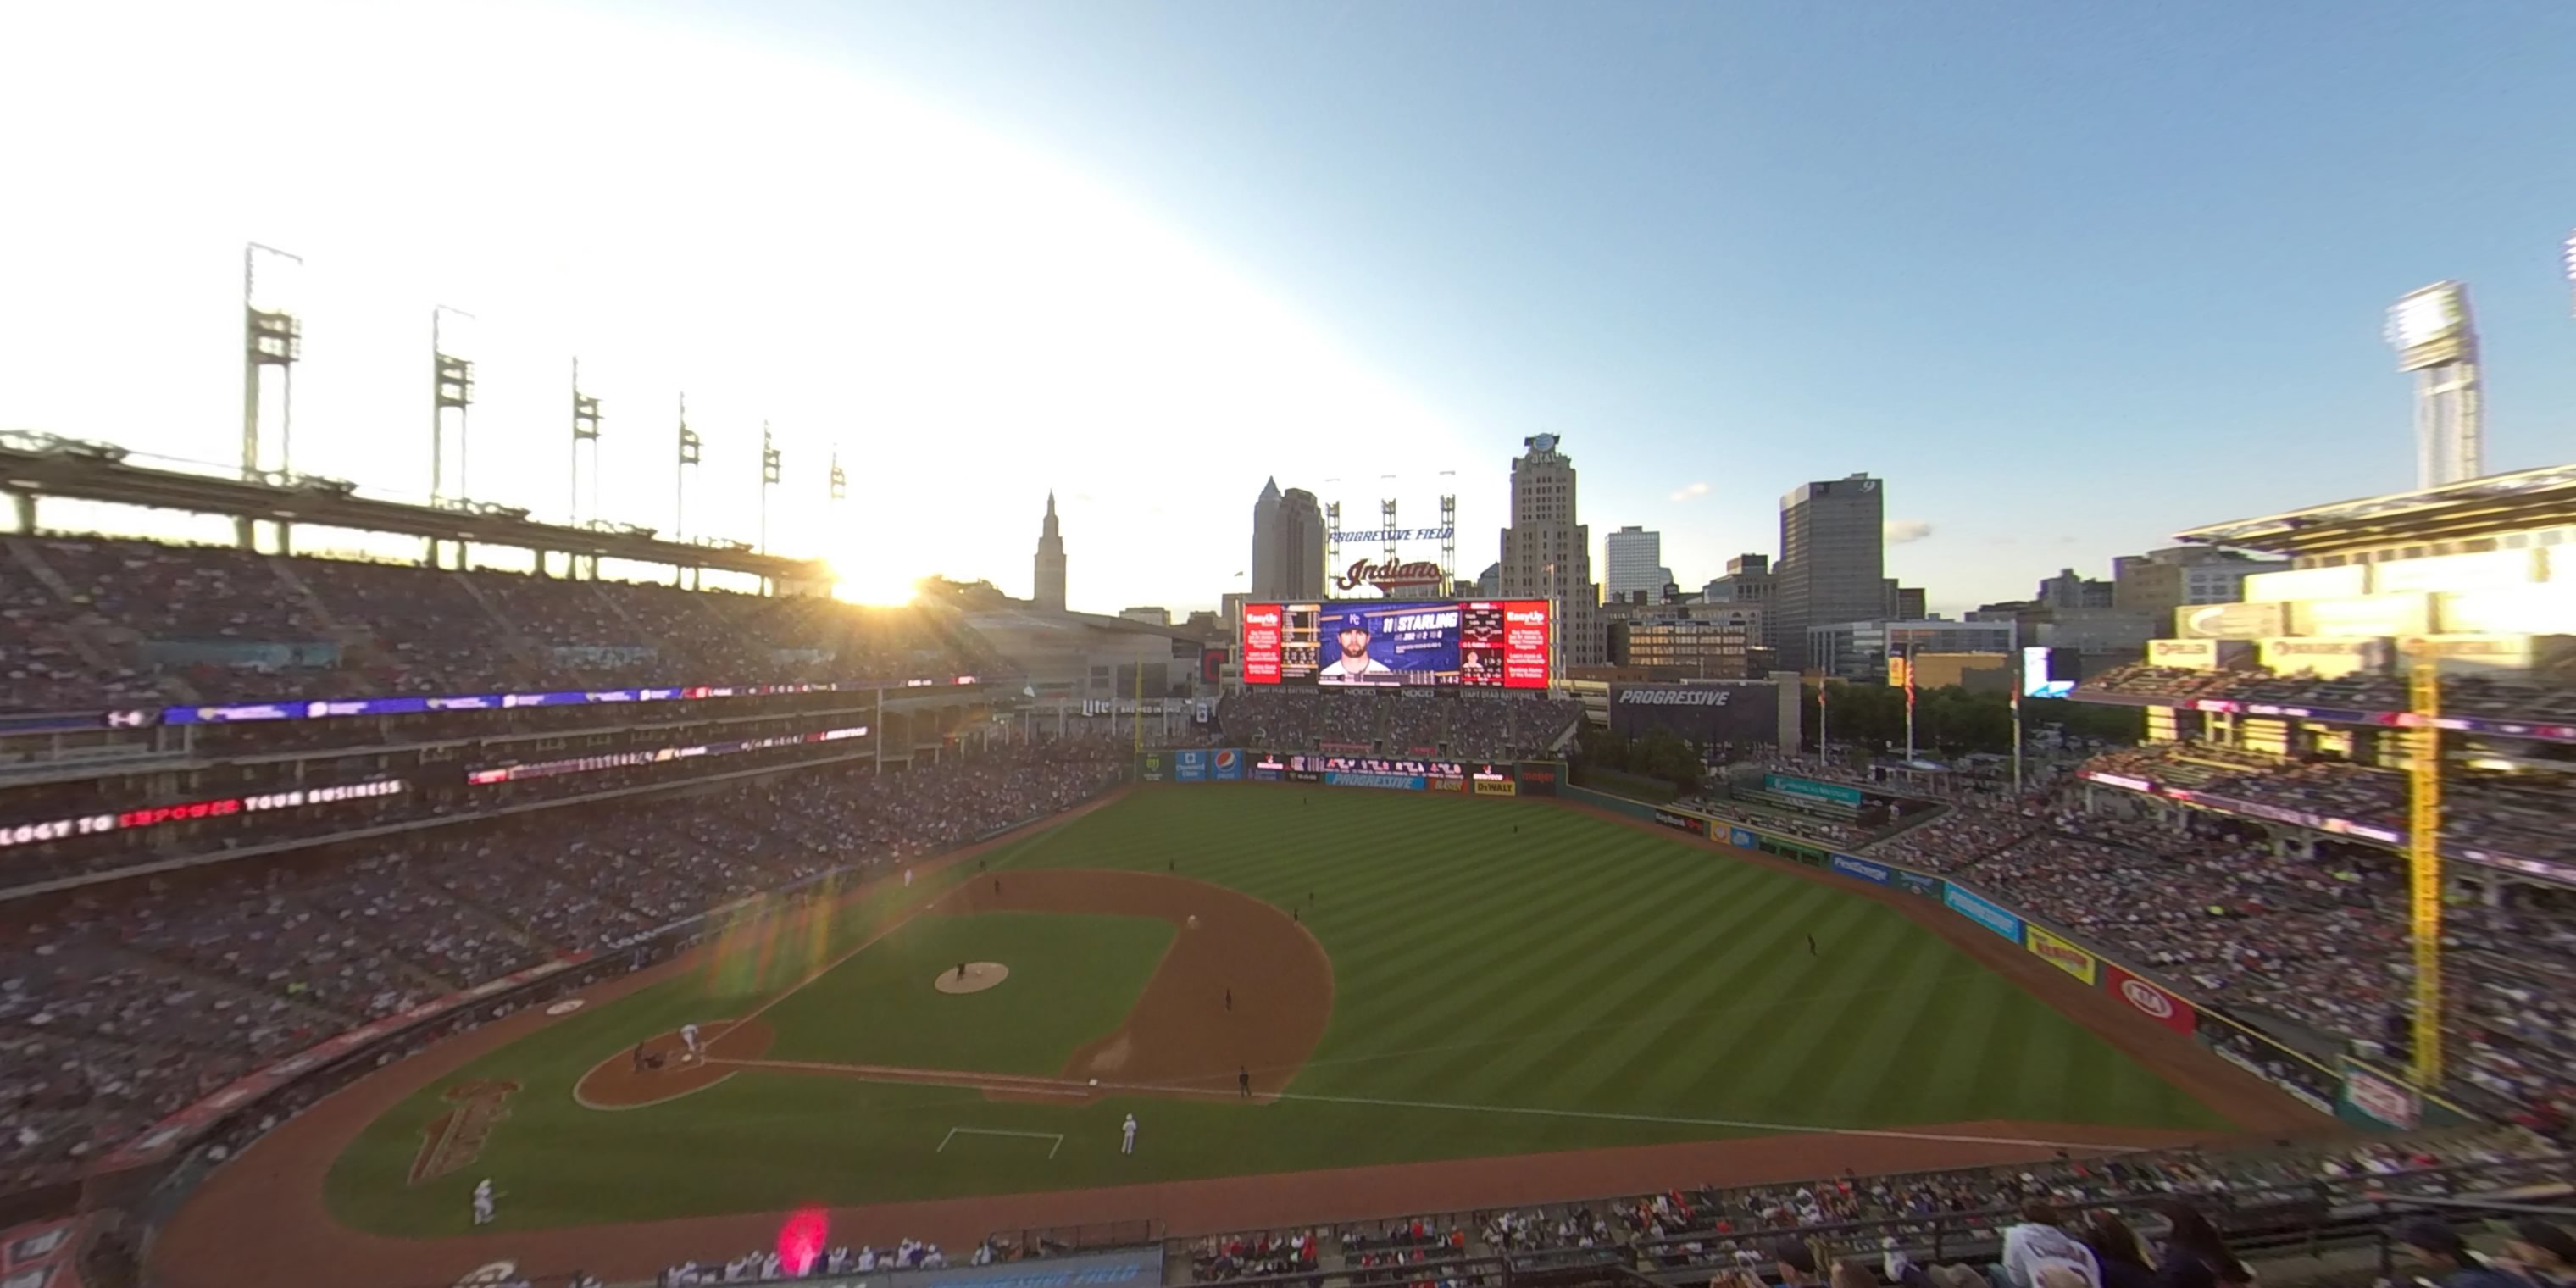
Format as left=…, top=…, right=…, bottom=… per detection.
left=149, top=782, right=2330, bottom=1288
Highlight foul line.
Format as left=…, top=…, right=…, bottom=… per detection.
left=939, top=1127, right=1065, bottom=1158
left=711, top=1057, right=2158, bottom=1154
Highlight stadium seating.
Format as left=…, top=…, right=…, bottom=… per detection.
left=1214, top=691, right=1583, bottom=760
left=2080, top=663, right=2576, bottom=724
left=0, top=536, right=999, bottom=712
left=0, top=743, right=1124, bottom=1193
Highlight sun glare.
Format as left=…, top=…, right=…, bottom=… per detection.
left=831, top=563, right=920, bottom=607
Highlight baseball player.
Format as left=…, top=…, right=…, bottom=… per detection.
left=903, top=868, right=913, bottom=887
left=680, top=1023, right=702, bottom=1060
left=1120, top=1113, right=1138, bottom=1155
left=472, top=1178, right=497, bottom=1225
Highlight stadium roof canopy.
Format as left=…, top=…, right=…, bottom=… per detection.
left=0, top=433, right=830, bottom=582
left=2174, top=460, right=2576, bottom=558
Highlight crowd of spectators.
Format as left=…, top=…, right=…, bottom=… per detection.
left=2081, top=663, right=2576, bottom=724
left=1843, top=745, right=2576, bottom=1127
left=1184, top=1130, right=2564, bottom=1285
left=2079, top=742, right=2570, bottom=864
left=0, top=741, right=1124, bottom=1193
left=0, top=536, right=998, bottom=713
left=661, top=1235, right=1007, bottom=1285
left=1213, top=691, right=1581, bottom=760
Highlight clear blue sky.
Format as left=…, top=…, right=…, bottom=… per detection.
left=6, top=2, right=2572, bottom=614
left=668, top=0, right=2576, bottom=611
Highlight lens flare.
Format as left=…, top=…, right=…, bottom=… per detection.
left=778, top=1206, right=829, bottom=1275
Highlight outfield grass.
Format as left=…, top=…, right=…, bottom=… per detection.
left=328, top=785, right=2234, bottom=1234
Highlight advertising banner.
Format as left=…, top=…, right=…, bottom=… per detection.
left=1652, top=808, right=1707, bottom=836
left=1763, top=774, right=1864, bottom=808
left=2174, top=602, right=2286, bottom=641
left=1943, top=885, right=2023, bottom=941
left=0, top=1216, right=83, bottom=1288
left=1893, top=869, right=1941, bottom=898
left=1138, top=753, right=1167, bottom=782
left=2103, top=963, right=2195, bottom=1034
left=1473, top=778, right=1518, bottom=797
left=1430, top=776, right=1465, bottom=792
left=1829, top=854, right=1891, bottom=886
left=2023, top=925, right=2099, bottom=985
left=1211, top=749, right=1244, bottom=781
left=1251, top=752, right=1285, bottom=782
left=1729, top=826, right=1758, bottom=849
left=1174, top=751, right=1208, bottom=783
left=1607, top=682, right=1781, bottom=743
left=1325, top=772, right=1426, bottom=791
left=2339, top=1060, right=2422, bottom=1131
left=1514, top=761, right=1562, bottom=797
left=1285, top=769, right=1322, bottom=784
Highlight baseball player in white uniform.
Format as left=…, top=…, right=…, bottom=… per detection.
left=680, top=1023, right=702, bottom=1061
left=1120, top=1114, right=1138, bottom=1155
left=903, top=867, right=913, bottom=887
left=472, top=1178, right=497, bottom=1225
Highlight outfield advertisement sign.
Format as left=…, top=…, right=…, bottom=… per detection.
left=1652, top=808, right=1707, bottom=836
left=1763, top=774, right=1863, bottom=808
left=1212, top=749, right=1244, bottom=781
left=1829, top=854, right=1891, bottom=886
left=1472, top=763, right=1518, bottom=797
left=1139, top=754, right=1167, bottom=782
left=1174, top=751, right=1209, bottom=782
left=1326, top=772, right=1425, bottom=791
left=2023, top=924, right=2099, bottom=985
left=1893, top=869, right=1941, bottom=898
left=2103, top=963, right=2195, bottom=1034
left=1943, top=885, right=2023, bottom=941
left=1729, top=826, right=1758, bottom=848
left=2339, top=1060, right=2422, bottom=1131
left=1514, top=761, right=1560, bottom=796
left=1252, top=753, right=1285, bottom=781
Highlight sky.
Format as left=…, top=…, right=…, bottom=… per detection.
left=3, top=0, right=2573, bottom=615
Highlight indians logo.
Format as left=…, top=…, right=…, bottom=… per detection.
left=2120, top=978, right=2176, bottom=1019
left=409, top=1080, right=520, bottom=1185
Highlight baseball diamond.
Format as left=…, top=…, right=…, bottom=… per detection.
left=145, top=781, right=2329, bottom=1288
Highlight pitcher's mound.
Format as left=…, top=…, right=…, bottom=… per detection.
left=935, top=963, right=1010, bottom=994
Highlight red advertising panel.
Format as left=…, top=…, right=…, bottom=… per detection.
left=2104, top=962, right=2196, bottom=1035
left=1502, top=599, right=1552, bottom=689
left=1240, top=603, right=1283, bottom=685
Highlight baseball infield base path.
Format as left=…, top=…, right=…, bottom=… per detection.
left=149, top=791, right=2329, bottom=1288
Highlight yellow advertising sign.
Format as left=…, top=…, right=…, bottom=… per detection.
left=2023, top=925, right=2098, bottom=985
left=1472, top=779, right=1518, bottom=797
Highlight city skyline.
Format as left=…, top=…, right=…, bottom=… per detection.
left=4, top=1, right=2573, bottom=617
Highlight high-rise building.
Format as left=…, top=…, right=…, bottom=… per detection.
left=1032, top=491, right=1067, bottom=612
left=1773, top=474, right=1885, bottom=670
left=1884, top=581, right=1928, bottom=621
left=2036, top=568, right=2116, bottom=609
left=1496, top=434, right=1602, bottom=669
left=2110, top=546, right=2288, bottom=614
left=1602, top=525, right=1673, bottom=602
left=1246, top=480, right=1326, bottom=602
left=1702, top=554, right=1774, bottom=607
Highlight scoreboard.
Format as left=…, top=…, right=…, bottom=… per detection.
left=1239, top=600, right=1552, bottom=689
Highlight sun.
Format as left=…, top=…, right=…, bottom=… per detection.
left=830, top=559, right=921, bottom=607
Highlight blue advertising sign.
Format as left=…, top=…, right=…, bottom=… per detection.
left=1894, top=869, right=1942, bottom=898
left=1324, top=772, right=1427, bottom=791
left=1729, top=826, right=1758, bottom=848
left=1943, top=885, right=2023, bottom=941
left=1763, top=774, right=1865, bottom=808
left=1829, top=854, right=1891, bottom=886
left=1212, top=748, right=1245, bottom=781
left=1174, top=751, right=1209, bottom=782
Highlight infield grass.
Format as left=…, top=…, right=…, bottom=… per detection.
left=327, top=784, right=2238, bottom=1234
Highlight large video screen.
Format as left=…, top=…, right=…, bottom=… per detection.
left=1240, top=600, right=1552, bottom=689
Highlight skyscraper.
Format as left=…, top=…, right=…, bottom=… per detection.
left=1032, top=491, right=1067, bottom=612
left=1249, top=477, right=1327, bottom=601
left=1772, top=474, right=1885, bottom=670
left=1496, top=434, right=1602, bottom=669
left=1602, top=525, right=1674, bottom=603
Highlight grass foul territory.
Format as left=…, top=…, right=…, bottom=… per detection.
left=325, top=785, right=2234, bottom=1234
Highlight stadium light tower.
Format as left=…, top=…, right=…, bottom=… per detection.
left=2384, top=282, right=2483, bottom=490
left=675, top=393, right=702, bottom=588
left=758, top=421, right=782, bottom=556
left=570, top=358, right=603, bottom=535
left=430, top=305, right=477, bottom=506
left=241, top=242, right=303, bottom=481
left=1438, top=470, right=1457, bottom=596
